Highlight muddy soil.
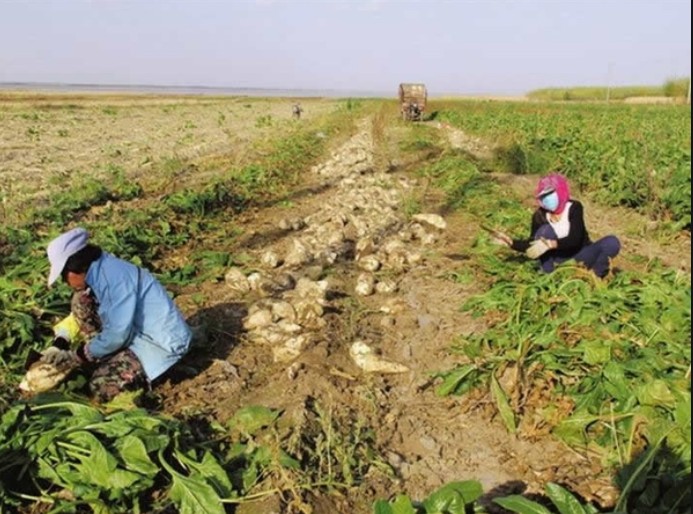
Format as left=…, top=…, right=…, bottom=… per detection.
left=154, top=118, right=691, bottom=513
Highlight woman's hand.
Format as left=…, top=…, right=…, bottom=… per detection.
left=484, top=226, right=513, bottom=247
left=491, top=232, right=513, bottom=247
left=526, top=238, right=556, bottom=259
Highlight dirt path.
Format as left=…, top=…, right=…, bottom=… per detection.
left=157, top=117, right=637, bottom=513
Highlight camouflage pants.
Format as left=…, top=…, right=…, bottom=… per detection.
left=71, top=289, right=148, bottom=402
left=89, top=349, right=148, bottom=402
left=71, top=288, right=101, bottom=338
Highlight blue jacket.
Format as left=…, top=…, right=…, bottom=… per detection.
left=85, top=252, right=191, bottom=381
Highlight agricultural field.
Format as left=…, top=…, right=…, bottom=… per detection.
left=0, top=92, right=690, bottom=514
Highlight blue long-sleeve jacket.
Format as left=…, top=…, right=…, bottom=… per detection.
left=85, top=252, right=191, bottom=381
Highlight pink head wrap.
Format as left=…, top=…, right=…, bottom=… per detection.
left=535, top=173, right=570, bottom=214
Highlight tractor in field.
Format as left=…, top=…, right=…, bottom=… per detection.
left=399, top=83, right=427, bottom=121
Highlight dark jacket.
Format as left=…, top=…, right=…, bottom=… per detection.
left=511, top=200, right=591, bottom=259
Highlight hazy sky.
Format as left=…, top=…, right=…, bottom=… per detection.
left=0, top=0, right=690, bottom=95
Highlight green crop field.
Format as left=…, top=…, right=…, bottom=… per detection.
left=434, top=100, right=691, bottom=230
left=0, top=94, right=690, bottom=513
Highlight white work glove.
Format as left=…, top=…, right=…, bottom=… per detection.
left=41, top=347, right=81, bottom=368
left=526, top=239, right=552, bottom=259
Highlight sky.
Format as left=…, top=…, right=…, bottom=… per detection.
left=0, top=0, right=690, bottom=96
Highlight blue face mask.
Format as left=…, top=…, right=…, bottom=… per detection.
left=540, top=191, right=559, bottom=212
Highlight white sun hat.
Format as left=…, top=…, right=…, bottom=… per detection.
left=46, top=227, right=89, bottom=286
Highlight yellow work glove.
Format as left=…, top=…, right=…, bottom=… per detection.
left=53, top=314, right=81, bottom=345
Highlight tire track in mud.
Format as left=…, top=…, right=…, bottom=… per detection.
left=164, top=118, right=617, bottom=512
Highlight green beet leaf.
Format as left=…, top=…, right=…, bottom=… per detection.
left=545, top=482, right=587, bottom=514
left=494, top=495, right=553, bottom=514
left=422, top=480, right=483, bottom=513
left=227, top=405, right=280, bottom=435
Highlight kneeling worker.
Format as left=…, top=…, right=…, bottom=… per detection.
left=37, top=227, right=191, bottom=401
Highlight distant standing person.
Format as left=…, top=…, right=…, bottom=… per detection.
left=292, top=102, right=303, bottom=120
left=409, top=101, right=421, bottom=121
left=489, top=173, right=621, bottom=278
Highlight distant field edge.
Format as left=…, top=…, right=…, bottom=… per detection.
left=0, top=82, right=395, bottom=99
left=528, top=77, right=691, bottom=102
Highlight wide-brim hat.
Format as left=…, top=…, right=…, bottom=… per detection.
left=47, top=227, right=89, bottom=286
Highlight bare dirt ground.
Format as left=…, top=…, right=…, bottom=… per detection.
left=3, top=95, right=689, bottom=513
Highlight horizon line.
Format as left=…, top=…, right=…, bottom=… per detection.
left=0, top=80, right=528, bottom=98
